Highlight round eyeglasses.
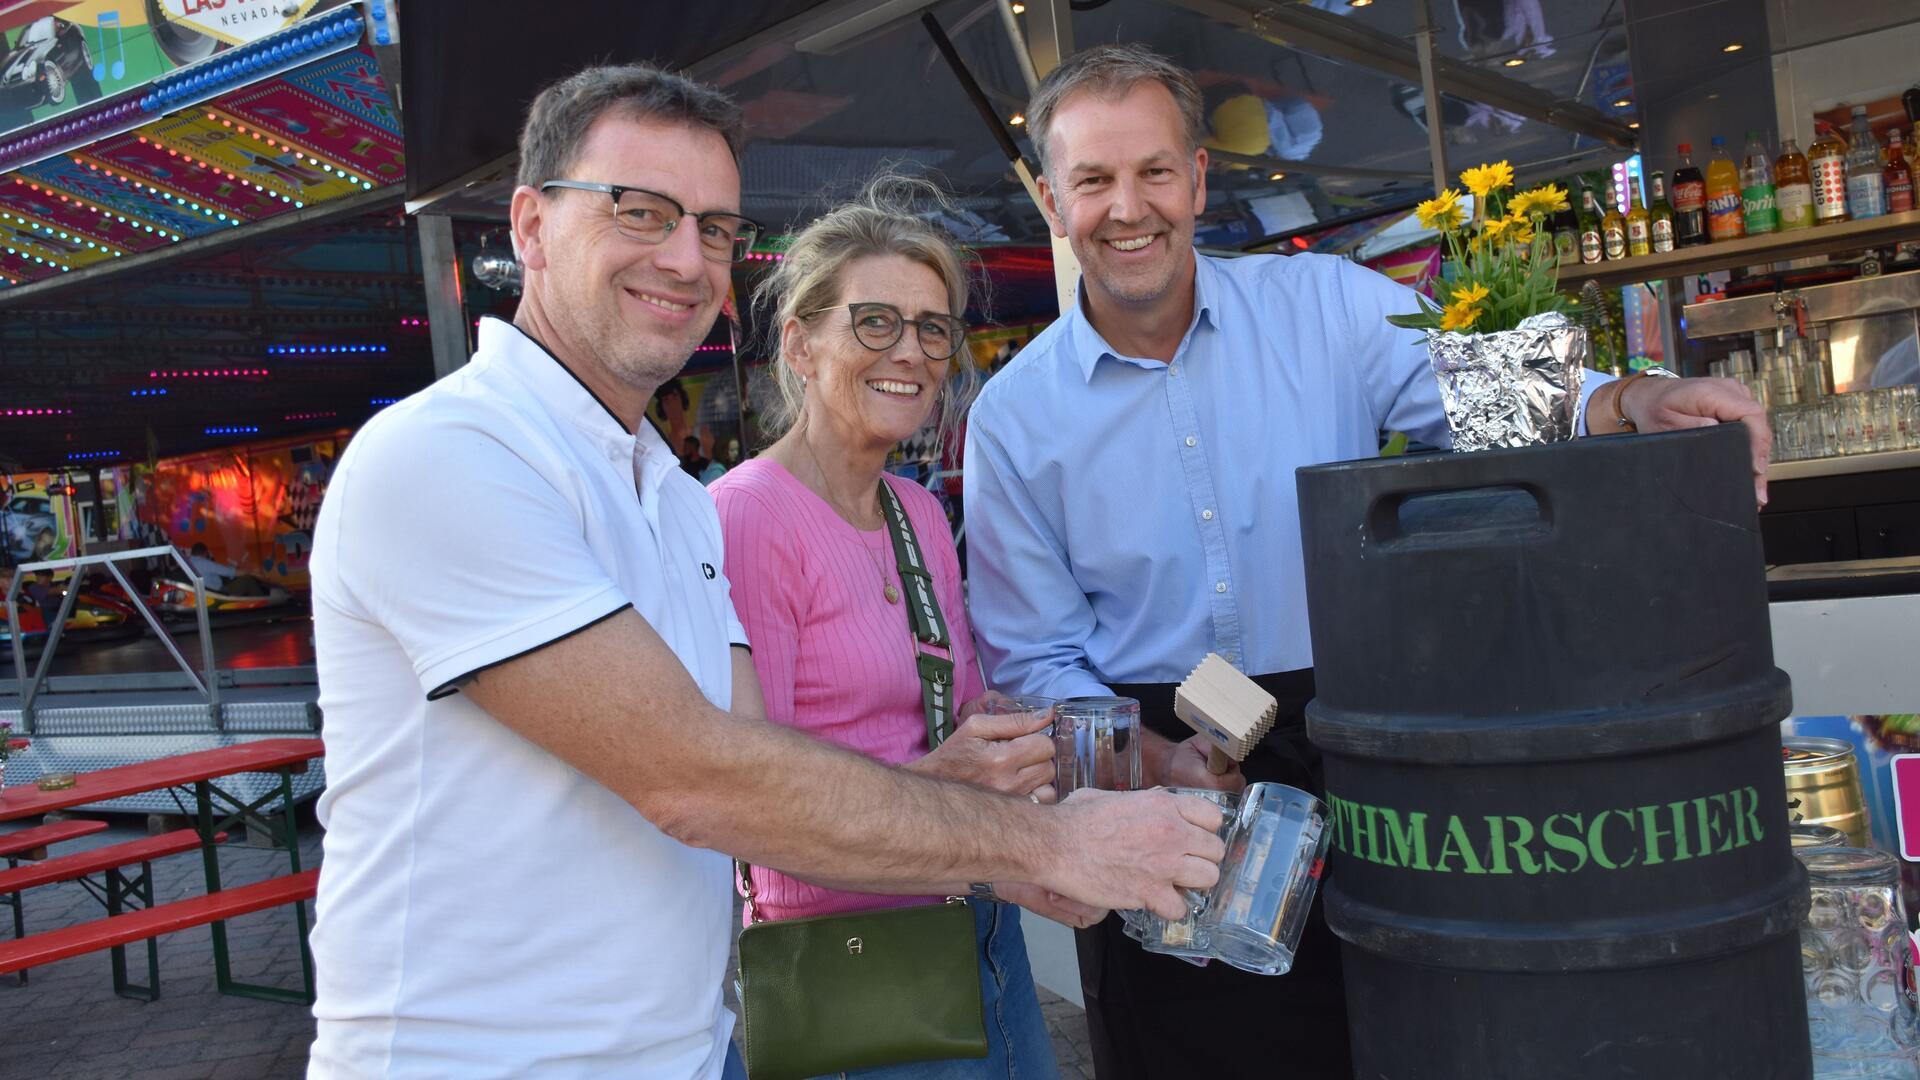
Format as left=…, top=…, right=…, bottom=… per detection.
left=540, top=180, right=762, bottom=264
left=808, top=302, right=968, bottom=361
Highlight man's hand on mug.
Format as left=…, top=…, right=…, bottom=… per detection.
left=1043, top=788, right=1225, bottom=920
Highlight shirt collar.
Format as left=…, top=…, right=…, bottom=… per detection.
left=1067, top=251, right=1221, bottom=383
left=477, top=316, right=679, bottom=473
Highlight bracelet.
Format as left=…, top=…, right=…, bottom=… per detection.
left=967, top=881, right=1001, bottom=903
left=1611, top=374, right=1647, bottom=431
left=1610, top=368, right=1679, bottom=432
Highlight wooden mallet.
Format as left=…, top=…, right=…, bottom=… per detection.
left=1173, top=653, right=1277, bottom=775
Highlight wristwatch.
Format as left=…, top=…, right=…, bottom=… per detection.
left=1612, top=367, right=1679, bottom=432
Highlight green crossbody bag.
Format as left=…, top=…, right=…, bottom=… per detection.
left=732, top=482, right=988, bottom=1080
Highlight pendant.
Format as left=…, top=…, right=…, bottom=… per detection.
left=885, top=584, right=900, bottom=604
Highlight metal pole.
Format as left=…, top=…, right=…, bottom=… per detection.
left=997, top=0, right=1040, bottom=96
left=180, top=558, right=222, bottom=729
left=102, top=560, right=210, bottom=698
left=1023, top=0, right=1072, bottom=77
left=22, top=575, right=83, bottom=720
left=1021, top=0, right=1079, bottom=319
left=1416, top=0, right=1449, bottom=197
left=727, top=314, right=750, bottom=455
left=4, top=579, right=28, bottom=732
left=418, top=214, right=471, bottom=380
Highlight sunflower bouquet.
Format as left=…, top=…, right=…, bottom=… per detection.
left=1389, top=162, right=1588, bottom=451
left=1387, top=161, right=1571, bottom=335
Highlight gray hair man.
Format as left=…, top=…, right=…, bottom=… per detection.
left=966, top=43, right=1770, bottom=1079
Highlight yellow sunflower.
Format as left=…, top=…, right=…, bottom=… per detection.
left=1508, top=183, right=1569, bottom=219
left=1507, top=216, right=1537, bottom=246
left=1451, top=282, right=1490, bottom=307
left=1440, top=301, right=1483, bottom=333
left=1459, top=161, right=1515, bottom=199
left=1481, top=215, right=1514, bottom=242
left=1415, top=189, right=1466, bottom=232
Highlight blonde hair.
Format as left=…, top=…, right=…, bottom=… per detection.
left=754, top=175, right=981, bottom=453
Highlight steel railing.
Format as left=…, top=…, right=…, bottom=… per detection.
left=4, top=545, right=220, bottom=732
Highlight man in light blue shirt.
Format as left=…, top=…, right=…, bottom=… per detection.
left=964, top=44, right=1770, bottom=1080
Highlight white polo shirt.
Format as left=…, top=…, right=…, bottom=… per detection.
left=308, top=317, right=748, bottom=1078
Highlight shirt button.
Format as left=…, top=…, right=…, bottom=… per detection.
left=1202, top=509, right=1215, bottom=521
left=1185, top=436, right=1197, bottom=447
left=1215, top=581, right=1227, bottom=594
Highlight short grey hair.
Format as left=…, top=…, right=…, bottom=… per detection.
left=1026, top=44, right=1205, bottom=181
left=516, top=63, right=746, bottom=190
left=754, top=174, right=981, bottom=455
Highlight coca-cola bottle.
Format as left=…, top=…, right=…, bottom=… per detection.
left=1671, top=143, right=1709, bottom=247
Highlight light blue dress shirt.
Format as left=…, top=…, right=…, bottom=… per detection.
left=963, top=251, right=1610, bottom=699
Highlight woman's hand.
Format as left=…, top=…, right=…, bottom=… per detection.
left=908, top=693, right=1056, bottom=800
left=994, top=881, right=1108, bottom=929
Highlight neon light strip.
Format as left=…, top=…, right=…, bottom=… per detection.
left=14, top=177, right=183, bottom=242
left=148, top=368, right=271, bottom=379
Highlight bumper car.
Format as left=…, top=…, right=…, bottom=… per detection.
left=148, top=577, right=296, bottom=621
left=0, top=585, right=142, bottom=655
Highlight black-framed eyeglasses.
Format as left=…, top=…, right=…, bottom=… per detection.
left=807, top=302, right=968, bottom=361
left=540, top=179, right=762, bottom=264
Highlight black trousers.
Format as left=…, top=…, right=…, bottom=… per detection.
left=1075, top=673, right=1353, bottom=1080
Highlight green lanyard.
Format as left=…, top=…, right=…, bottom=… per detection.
left=877, top=481, right=956, bottom=749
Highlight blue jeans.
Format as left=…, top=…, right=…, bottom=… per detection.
left=814, top=901, right=1058, bottom=1080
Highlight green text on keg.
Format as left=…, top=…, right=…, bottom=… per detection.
left=1322, top=786, right=1767, bottom=874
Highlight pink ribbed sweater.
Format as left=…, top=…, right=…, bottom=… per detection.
left=711, top=458, right=985, bottom=923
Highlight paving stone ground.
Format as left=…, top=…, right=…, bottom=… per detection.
left=2, top=816, right=1095, bottom=1079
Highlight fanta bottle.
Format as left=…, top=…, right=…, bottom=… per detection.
left=1706, top=135, right=1746, bottom=242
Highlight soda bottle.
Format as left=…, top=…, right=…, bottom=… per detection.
left=1578, top=186, right=1604, bottom=264
left=1809, top=121, right=1851, bottom=225
left=1905, top=121, right=1920, bottom=182
left=1647, top=171, right=1676, bottom=252
left=1774, top=138, right=1814, bottom=231
left=1671, top=144, right=1708, bottom=247
left=1740, top=131, right=1778, bottom=235
left=1845, top=105, right=1886, bottom=220
left=1625, top=179, right=1651, bottom=256
left=1884, top=129, right=1914, bottom=213
left=1602, top=187, right=1628, bottom=260
left=1705, top=136, right=1745, bottom=242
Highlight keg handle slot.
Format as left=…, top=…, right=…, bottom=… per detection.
left=1366, top=483, right=1551, bottom=549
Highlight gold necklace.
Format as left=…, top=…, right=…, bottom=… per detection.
left=801, top=429, right=900, bottom=604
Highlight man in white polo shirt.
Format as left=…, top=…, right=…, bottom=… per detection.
left=306, top=63, right=1227, bottom=1078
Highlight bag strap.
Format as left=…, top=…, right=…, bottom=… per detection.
left=736, top=480, right=959, bottom=925
left=876, top=481, right=957, bottom=751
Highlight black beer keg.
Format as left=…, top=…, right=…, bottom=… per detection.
left=1297, top=423, right=1809, bottom=1079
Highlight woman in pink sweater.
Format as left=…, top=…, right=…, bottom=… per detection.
left=711, top=180, right=1082, bottom=1079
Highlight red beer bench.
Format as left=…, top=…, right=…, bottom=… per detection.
left=0, top=738, right=324, bottom=1003
left=0, top=829, right=227, bottom=996
left=0, top=818, right=110, bottom=983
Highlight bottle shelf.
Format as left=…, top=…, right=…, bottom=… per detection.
left=1555, top=209, right=1920, bottom=291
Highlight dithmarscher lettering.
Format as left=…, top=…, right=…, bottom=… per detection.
left=1486, top=815, right=1541, bottom=875
left=1325, top=785, right=1765, bottom=875
left=1589, top=809, right=1636, bottom=870
left=1542, top=812, right=1588, bottom=874
left=1379, top=807, right=1430, bottom=871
